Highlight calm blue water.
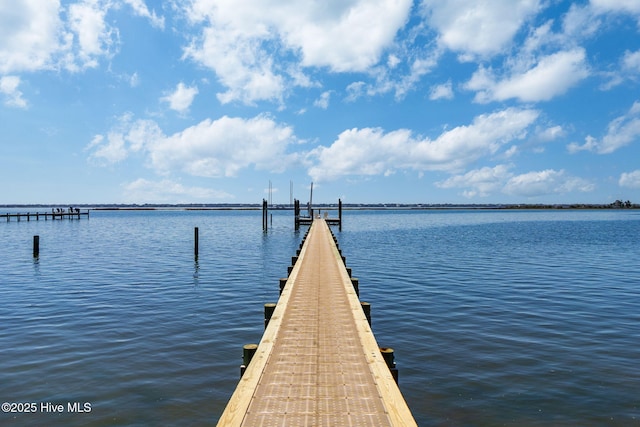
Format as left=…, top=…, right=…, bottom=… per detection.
left=1, top=209, right=639, bottom=426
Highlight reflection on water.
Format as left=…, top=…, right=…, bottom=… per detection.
left=1, top=209, right=639, bottom=426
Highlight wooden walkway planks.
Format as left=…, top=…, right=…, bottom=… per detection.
left=217, top=219, right=417, bottom=426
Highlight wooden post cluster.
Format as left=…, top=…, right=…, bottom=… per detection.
left=293, top=198, right=343, bottom=230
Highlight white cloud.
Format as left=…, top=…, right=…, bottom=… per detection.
left=421, top=0, right=542, bottom=59
left=437, top=165, right=594, bottom=199
left=128, top=72, right=139, bottom=87
left=345, top=81, right=366, bottom=102
left=429, top=80, right=453, bottom=100
left=436, top=165, right=513, bottom=197
left=393, top=55, right=440, bottom=99
left=503, top=169, right=594, bottom=197
left=86, top=133, right=127, bottom=164
left=122, top=0, right=164, bottom=29
left=0, top=0, right=64, bottom=73
left=623, top=50, right=640, bottom=73
left=283, top=1, right=413, bottom=72
left=67, top=0, right=119, bottom=69
left=590, top=0, right=640, bottom=14
left=86, top=114, right=299, bottom=177
left=161, top=82, right=199, bottom=113
left=562, top=3, right=602, bottom=40
left=602, top=49, right=640, bottom=89
left=0, top=0, right=163, bottom=75
left=86, top=113, right=164, bottom=164
left=148, top=115, right=298, bottom=177
left=122, top=178, right=232, bottom=203
left=307, top=108, right=539, bottom=181
left=314, top=91, right=332, bottom=109
left=568, top=101, right=640, bottom=154
left=182, top=0, right=412, bottom=104
left=0, top=75, right=27, bottom=108
left=619, top=170, right=640, bottom=189
left=466, top=49, right=589, bottom=103
left=537, top=125, right=565, bottom=142
left=340, top=50, right=441, bottom=102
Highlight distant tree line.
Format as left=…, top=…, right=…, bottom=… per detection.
left=609, top=200, right=636, bottom=208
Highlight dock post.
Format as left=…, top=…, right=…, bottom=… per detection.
left=361, top=301, right=371, bottom=325
left=380, top=347, right=399, bottom=383
left=264, top=303, right=277, bottom=328
left=279, top=278, right=288, bottom=295
left=338, top=198, right=342, bottom=231
left=240, top=343, right=259, bottom=377
left=262, top=199, right=268, bottom=231
left=351, top=278, right=359, bottom=297
left=33, top=235, right=40, bottom=258
left=194, top=227, right=199, bottom=259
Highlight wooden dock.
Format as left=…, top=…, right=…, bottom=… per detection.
left=217, top=219, right=417, bottom=426
left=2, top=210, right=90, bottom=222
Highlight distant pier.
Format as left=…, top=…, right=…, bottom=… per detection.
left=2, top=209, right=89, bottom=222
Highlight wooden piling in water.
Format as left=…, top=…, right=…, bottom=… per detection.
left=33, top=235, right=39, bottom=258
left=240, top=343, right=259, bottom=378
left=380, top=347, right=399, bottom=383
left=262, top=199, right=268, bottom=231
left=361, top=301, right=371, bottom=325
left=264, top=303, right=276, bottom=328
left=194, top=227, right=199, bottom=258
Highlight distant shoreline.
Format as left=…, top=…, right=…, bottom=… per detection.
left=1, top=202, right=638, bottom=210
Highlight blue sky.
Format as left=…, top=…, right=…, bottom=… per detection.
left=1, top=0, right=640, bottom=204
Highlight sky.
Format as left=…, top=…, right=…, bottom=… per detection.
left=1, top=0, right=640, bottom=205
